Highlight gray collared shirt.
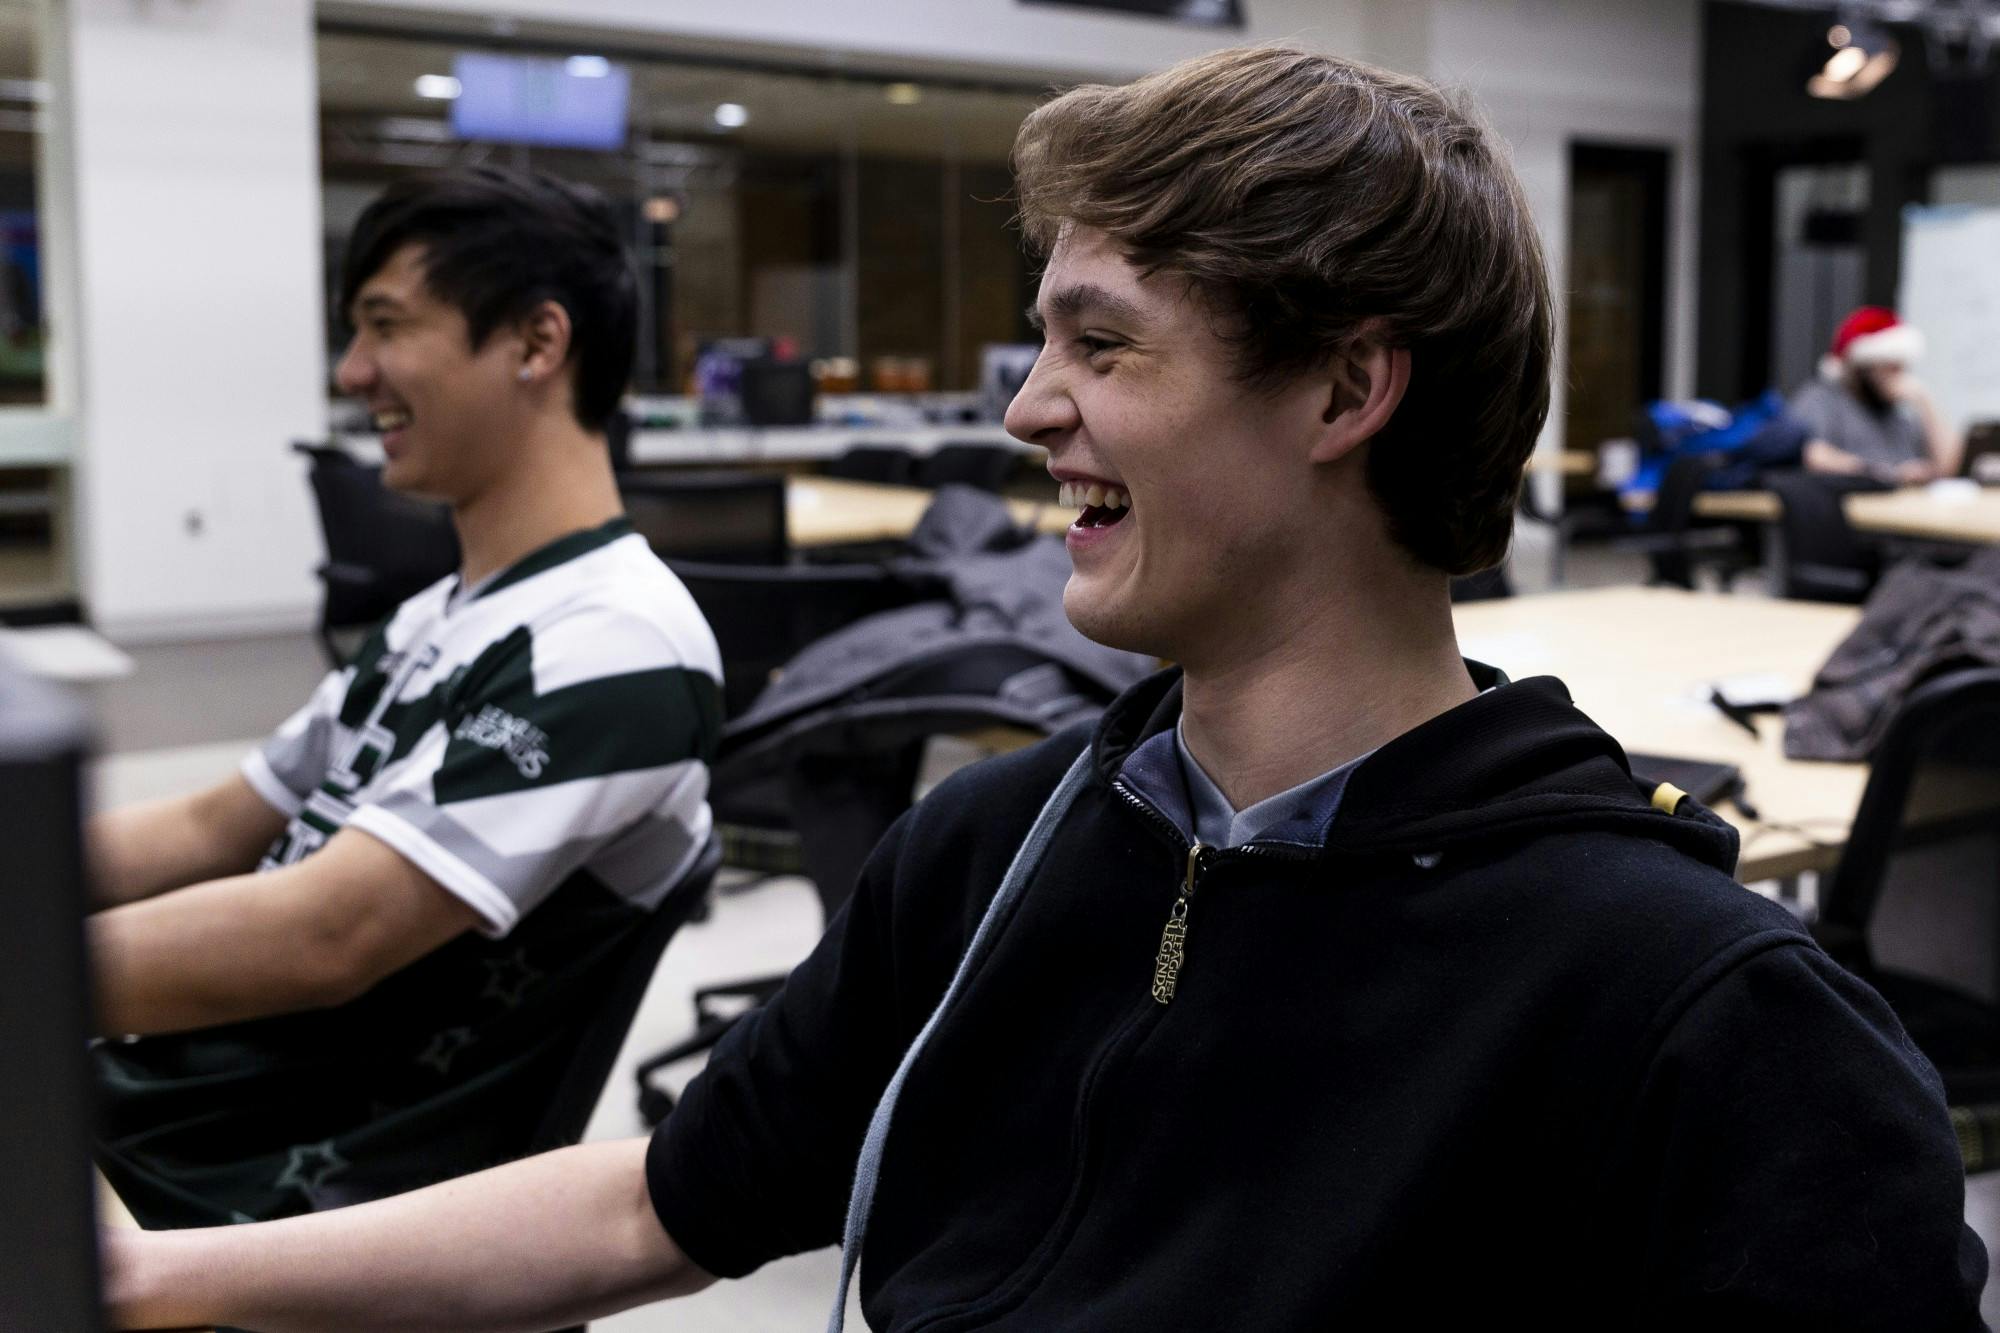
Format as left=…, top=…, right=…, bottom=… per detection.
left=1171, top=719, right=1371, bottom=849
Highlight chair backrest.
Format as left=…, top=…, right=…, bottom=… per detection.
left=824, top=444, right=917, bottom=486
left=620, top=470, right=789, bottom=566
left=292, top=442, right=459, bottom=644
left=1645, top=451, right=1722, bottom=535
left=1449, top=566, right=1513, bottom=602
left=1963, top=421, right=2000, bottom=483
left=915, top=443, right=1021, bottom=493
left=1815, top=666, right=2000, bottom=973
left=527, top=836, right=722, bottom=1152
left=1765, top=470, right=1885, bottom=603
left=668, top=558, right=937, bottom=718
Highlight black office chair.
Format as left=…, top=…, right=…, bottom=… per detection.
left=524, top=837, right=719, bottom=1333
left=634, top=641, right=1121, bottom=1123
left=1614, top=452, right=1754, bottom=590
left=823, top=443, right=917, bottom=486
left=526, top=836, right=722, bottom=1153
left=1808, top=667, right=2000, bottom=1164
left=915, top=442, right=1022, bottom=493
left=619, top=470, right=789, bottom=565
left=665, top=558, right=941, bottom=720
left=293, top=442, right=459, bottom=667
left=1764, top=470, right=1888, bottom=604
left=1450, top=566, right=1514, bottom=602
left=1962, top=421, right=2000, bottom=484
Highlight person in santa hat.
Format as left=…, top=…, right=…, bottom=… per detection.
left=1789, top=305, right=1962, bottom=483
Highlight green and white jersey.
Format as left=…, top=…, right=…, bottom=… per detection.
left=242, top=516, right=721, bottom=935
left=95, top=517, right=725, bottom=1226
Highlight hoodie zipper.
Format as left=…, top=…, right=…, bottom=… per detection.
left=1111, top=776, right=1319, bottom=1005
left=1151, top=842, right=1206, bottom=1004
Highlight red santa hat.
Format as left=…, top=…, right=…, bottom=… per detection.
left=1820, top=306, right=1925, bottom=380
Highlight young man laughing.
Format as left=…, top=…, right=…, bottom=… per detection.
left=103, top=49, right=1982, bottom=1329
left=90, top=167, right=723, bottom=1227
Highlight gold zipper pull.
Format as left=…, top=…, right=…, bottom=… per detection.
left=1152, top=842, right=1206, bottom=1005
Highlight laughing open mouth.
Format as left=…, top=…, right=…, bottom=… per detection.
left=1058, top=480, right=1131, bottom=529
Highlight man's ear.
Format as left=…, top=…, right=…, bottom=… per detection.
left=1309, top=336, right=1411, bottom=465
left=516, top=299, right=575, bottom=383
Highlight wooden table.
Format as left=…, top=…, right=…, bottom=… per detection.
left=1528, top=449, right=1597, bottom=477
left=1845, top=486, right=2000, bottom=545
left=1454, top=587, right=1865, bottom=883
left=788, top=477, right=1073, bottom=548
left=1632, top=483, right=2000, bottom=545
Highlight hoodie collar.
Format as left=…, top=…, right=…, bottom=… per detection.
left=1095, top=664, right=1738, bottom=874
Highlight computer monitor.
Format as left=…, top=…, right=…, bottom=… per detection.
left=0, top=658, right=103, bottom=1331
left=740, top=360, right=816, bottom=428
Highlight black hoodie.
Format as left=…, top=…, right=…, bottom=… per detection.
left=647, top=669, right=1985, bottom=1329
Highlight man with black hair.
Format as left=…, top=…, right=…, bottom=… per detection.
left=105, top=53, right=1982, bottom=1329
left=89, top=166, right=724, bottom=1226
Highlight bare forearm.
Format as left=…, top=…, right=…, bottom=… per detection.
left=90, top=875, right=341, bottom=1035
left=1911, top=395, right=1962, bottom=474
left=89, top=778, right=283, bottom=909
left=105, top=1138, right=711, bottom=1332
left=1802, top=438, right=1866, bottom=476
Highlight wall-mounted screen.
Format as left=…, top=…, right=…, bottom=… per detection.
left=450, top=53, right=631, bottom=151
left=1020, top=0, right=1243, bottom=27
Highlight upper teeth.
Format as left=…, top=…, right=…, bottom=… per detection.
left=374, top=410, right=411, bottom=431
left=1058, top=481, right=1128, bottom=510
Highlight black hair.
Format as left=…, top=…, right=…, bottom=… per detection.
left=340, top=166, right=637, bottom=433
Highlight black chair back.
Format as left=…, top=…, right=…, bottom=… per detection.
left=527, top=837, right=721, bottom=1153
left=1765, top=470, right=1885, bottom=603
left=293, top=442, right=459, bottom=664
left=1449, top=566, right=1514, bottom=602
left=824, top=444, right=917, bottom=486
left=620, top=470, right=789, bottom=566
left=916, top=443, right=1021, bottom=493
left=1963, top=421, right=2000, bottom=483
left=1811, top=667, right=2000, bottom=1102
left=667, top=559, right=938, bottom=718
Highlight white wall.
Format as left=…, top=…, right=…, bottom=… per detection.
left=62, top=0, right=327, bottom=641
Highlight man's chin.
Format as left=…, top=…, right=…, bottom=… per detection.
left=380, top=459, right=445, bottom=503
left=1062, top=580, right=1161, bottom=658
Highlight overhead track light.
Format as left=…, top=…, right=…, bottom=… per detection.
left=1808, top=17, right=1899, bottom=98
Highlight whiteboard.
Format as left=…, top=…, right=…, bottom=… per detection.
left=1899, top=204, right=2000, bottom=435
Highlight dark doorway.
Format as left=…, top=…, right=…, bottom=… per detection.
left=1565, top=144, right=1670, bottom=455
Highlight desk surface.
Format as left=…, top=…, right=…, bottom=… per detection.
left=1845, top=486, right=2000, bottom=545
left=1643, top=483, right=2000, bottom=545
left=1454, top=587, right=1864, bottom=882
left=789, top=477, right=1072, bottom=547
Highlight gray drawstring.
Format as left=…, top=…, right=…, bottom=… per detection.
left=825, top=746, right=1095, bottom=1332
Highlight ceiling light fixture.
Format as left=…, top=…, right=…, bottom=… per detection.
left=885, top=82, right=923, bottom=105
left=414, top=74, right=463, bottom=101
left=643, top=196, right=682, bottom=225
left=566, top=55, right=612, bottom=78
left=1807, top=17, right=1898, bottom=98
left=713, top=102, right=749, bottom=129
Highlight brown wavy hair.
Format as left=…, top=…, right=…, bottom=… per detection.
left=1012, top=46, right=1553, bottom=575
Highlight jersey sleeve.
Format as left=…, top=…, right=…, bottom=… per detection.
left=240, top=666, right=354, bottom=818
left=344, top=609, right=723, bottom=936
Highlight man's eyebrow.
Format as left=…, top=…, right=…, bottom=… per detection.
left=1027, top=282, right=1150, bottom=334
left=353, top=293, right=406, bottom=318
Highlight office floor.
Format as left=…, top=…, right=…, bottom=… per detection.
left=78, top=526, right=2000, bottom=1328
